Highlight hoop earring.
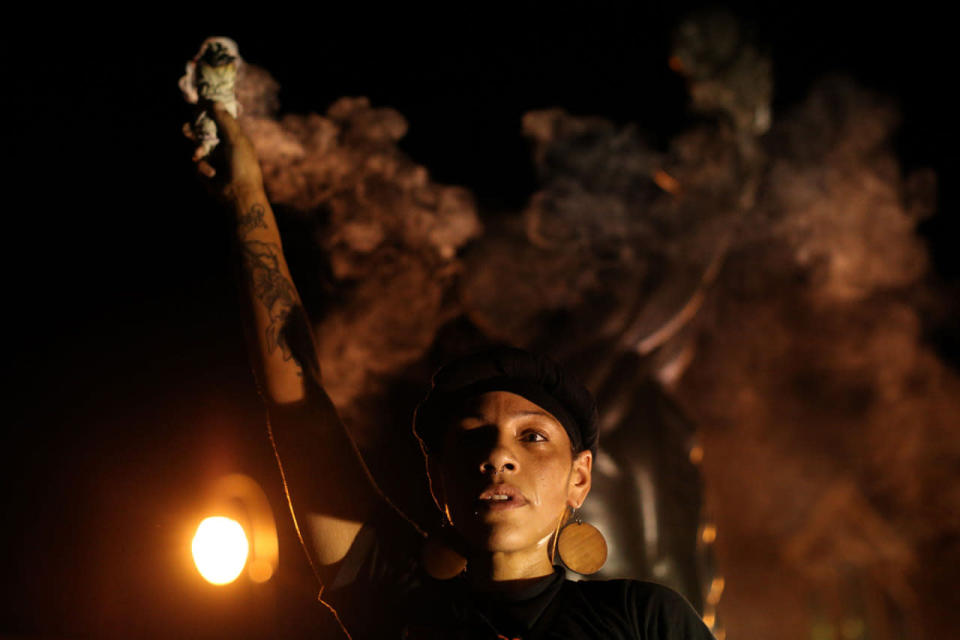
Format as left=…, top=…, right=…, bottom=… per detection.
left=555, top=507, right=607, bottom=575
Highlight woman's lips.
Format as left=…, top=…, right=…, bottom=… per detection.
left=476, top=485, right=528, bottom=511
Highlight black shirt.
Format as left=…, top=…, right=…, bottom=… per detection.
left=321, top=505, right=715, bottom=639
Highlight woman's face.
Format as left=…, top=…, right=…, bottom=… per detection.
left=432, top=391, right=593, bottom=556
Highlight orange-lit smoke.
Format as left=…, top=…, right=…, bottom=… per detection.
left=676, top=77, right=956, bottom=639
left=235, top=64, right=481, bottom=423
left=229, top=36, right=956, bottom=638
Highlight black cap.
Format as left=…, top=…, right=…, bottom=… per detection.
left=413, top=346, right=599, bottom=458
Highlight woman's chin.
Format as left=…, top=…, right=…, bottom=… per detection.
left=457, top=520, right=547, bottom=555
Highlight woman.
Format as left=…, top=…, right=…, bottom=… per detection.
left=189, top=101, right=715, bottom=639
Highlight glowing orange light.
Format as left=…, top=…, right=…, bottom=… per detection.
left=653, top=169, right=681, bottom=195
left=689, top=444, right=704, bottom=465
left=707, top=576, right=725, bottom=605
left=248, top=558, right=274, bottom=583
left=701, top=523, right=717, bottom=544
left=192, top=516, right=249, bottom=585
left=668, top=55, right=685, bottom=73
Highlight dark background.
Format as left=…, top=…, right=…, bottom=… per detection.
left=4, top=3, right=955, bottom=637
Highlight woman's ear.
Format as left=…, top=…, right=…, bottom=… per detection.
left=568, top=450, right=593, bottom=508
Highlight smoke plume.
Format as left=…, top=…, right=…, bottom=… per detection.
left=229, top=27, right=956, bottom=637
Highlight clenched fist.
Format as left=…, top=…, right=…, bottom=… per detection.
left=185, top=101, right=264, bottom=202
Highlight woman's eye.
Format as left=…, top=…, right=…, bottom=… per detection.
left=521, top=431, right=547, bottom=443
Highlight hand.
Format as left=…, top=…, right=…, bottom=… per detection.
left=184, top=101, right=264, bottom=202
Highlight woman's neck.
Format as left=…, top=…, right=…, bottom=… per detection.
left=464, top=548, right=556, bottom=591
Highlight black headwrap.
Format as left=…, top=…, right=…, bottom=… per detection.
left=413, top=346, right=599, bottom=458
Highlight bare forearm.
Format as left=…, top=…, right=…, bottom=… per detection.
left=231, top=188, right=311, bottom=404
left=229, top=186, right=377, bottom=571
left=188, top=98, right=381, bottom=576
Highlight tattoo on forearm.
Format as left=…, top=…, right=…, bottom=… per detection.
left=238, top=203, right=268, bottom=236
left=241, top=240, right=298, bottom=361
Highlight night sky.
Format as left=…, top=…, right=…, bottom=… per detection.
left=5, top=4, right=955, bottom=637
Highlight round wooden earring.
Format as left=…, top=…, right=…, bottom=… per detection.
left=556, top=510, right=607, bottom=575
left=421, top=525, right=467, bottom=580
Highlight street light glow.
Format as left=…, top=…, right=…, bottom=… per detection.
left=192, top=516, right=249, bottom=585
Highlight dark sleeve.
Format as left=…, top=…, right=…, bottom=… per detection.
left=632, top=582, right=715, bottom=640
left=318, top=502, right=424, bottom=638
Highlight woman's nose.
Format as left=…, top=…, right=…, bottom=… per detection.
left=479, top=439, right=518, bottom=475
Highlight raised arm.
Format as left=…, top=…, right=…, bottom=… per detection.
left=191, top=102, right=380, bottom=583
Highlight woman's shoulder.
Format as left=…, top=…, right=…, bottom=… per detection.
left=565, top=578, right=715, bottom=639
left=569, top=576, right=687, bottom=601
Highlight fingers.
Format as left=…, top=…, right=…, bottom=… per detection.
left=185, top=103, right=249, bottom=193
left=206, top=101, right=241, bottom=140
left=184, top=122, right=214, bottom=176
left=197, top=159, right=216, bottom=179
